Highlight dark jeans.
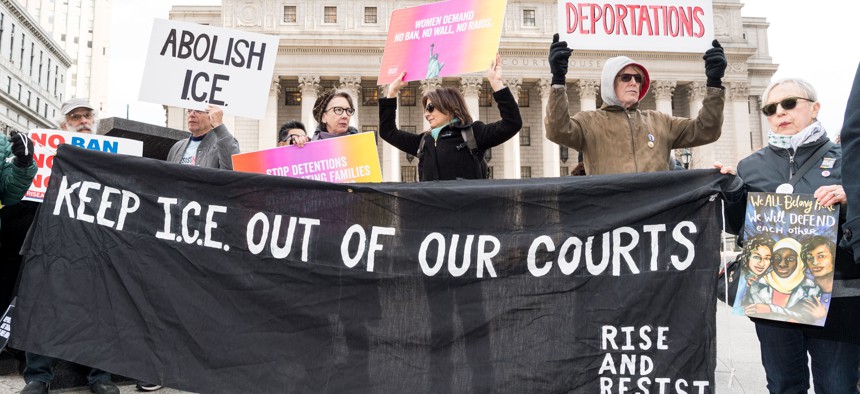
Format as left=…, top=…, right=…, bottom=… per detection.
left=24, top=352, right=111, bottom=386
left=755, top=322, right=860, bottom=394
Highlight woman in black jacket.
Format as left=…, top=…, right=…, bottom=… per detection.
left=379, top=54, right=522, bottom=181
left=720, top=77, right=859, bottom=393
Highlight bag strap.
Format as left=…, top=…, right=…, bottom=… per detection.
left=789, top=141, right=834, bottom=186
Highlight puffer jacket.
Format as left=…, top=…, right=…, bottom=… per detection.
left=545, top=56, right=724, bottom=175
left=379, top=87, right=522, bottom=181
left=0, top=135, right=38, bottom=213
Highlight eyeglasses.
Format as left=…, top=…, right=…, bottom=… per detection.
left=761, top=97, right=813, bottom=116
left=68, top=112, right=94, bottom=121
left=326, top=107, right=355, bottom=116
left=425, top=103, right=436, bottom=113
left=186, top=109, right=209, bottom=115
left=617, top=73, right=642, bottom=83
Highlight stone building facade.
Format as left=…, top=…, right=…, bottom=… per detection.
left=0, top=0, right=70, bottom=132
left=167, top=0, right=776, bottom=181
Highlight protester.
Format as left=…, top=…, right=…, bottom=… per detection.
left=310, top=89, right=360, bottom=140
left=277, top=120, right=308, bottom=147
left=19, top=98, right=118, bottom=394
left=544, top=34, right=726, bottom=175
left=380, top=53, right=522, bottom=181
left=720, top=77, right=860, bottom=392
left=166, top=104, right=240, bottom=168
left=843, top=63, right=860, bottom=261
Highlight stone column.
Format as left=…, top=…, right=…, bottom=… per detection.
left=460, top=77, right=482, bottom=122
left=539, top=78, right=561, bottom=177
left=420, top=78, right=443, bottom=131
left=731, top=82, right=752, bottom=166
left=298, top=75, right=320, bottom=131
left=258, top=78, right=280, bottom=150
left=501, top=77, right=522, bottom=179
left=652, top=80, right=676, bottom=115
left=339, top=75, right=362, bottom=128
left=381, top=83, right=401, bottom=182
left=755, top=95, right=770, bottom=149
left=687, top=82, right=712, bottom=169
left=576, top=79, right=600, bottom=111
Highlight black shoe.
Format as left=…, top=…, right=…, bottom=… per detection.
left=90, top=381, right=120, bottom=394
left=19, top=381, right=48, bottom=394
left=136, top=381, right=163, bottom=391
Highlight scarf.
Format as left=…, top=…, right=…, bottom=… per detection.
left=430, top=118, right=459, bottom=140
left=763, top=238, right=806, bottom=294
left=312, top=125, right=359, bottom=140
left=767, top=120, right=826, bottom=150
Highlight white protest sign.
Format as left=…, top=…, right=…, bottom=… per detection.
left=557, top=0, right=714, bottom=52
left=25, top=129, right=144, bottom=202
left=139, top=19, right=279, bottom=119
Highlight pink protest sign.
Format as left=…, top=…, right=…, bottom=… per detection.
left=377, top=0, right=507, bottom=85
left=231, top=132, right=382, bottom=183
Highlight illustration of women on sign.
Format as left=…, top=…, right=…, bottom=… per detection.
left=426, top=43, right=445, bottom=79
left=743, top=237, right=823, bottom=325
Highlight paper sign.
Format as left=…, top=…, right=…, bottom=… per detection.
left=557, top=0, right=714, bottom=52
left=734, top=192, right=839, bottom=326
left=25, top=129, right=144, bottom=202
left=232, top=132, right=382, bottom=183
left=139, top=19, right=279, bottom=119
left=378, top=0, right=507, bottom=85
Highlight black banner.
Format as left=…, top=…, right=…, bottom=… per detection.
left=11, top=146, right=732, bottom=393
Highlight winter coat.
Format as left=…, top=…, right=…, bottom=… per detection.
left=379, top=87, right=522, bottom=181
left=545, top=56, right=724, bottom=175
left=0, top=136, right=37, bottom=212
left=726, top=135, right=860, bottom=343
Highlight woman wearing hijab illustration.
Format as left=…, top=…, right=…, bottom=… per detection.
left=426, top=43, right=445, bottom=79
left=744, top=237, right=821, bottom=323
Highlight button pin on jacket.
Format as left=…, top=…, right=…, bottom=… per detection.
left=822, top=170, right=831, bottom=177
left=647, top=133, right=655, bottom=148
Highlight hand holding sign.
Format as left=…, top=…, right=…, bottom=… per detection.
left=207, top=104, right=224, bottom=129
left=9, top=131, right=34, bottom=168
left=549, top=33, right=572, bottom=86
left=487, top=53, right=504, bottom=92
left=703, top=39, right=727, bottom=88
left=386, top=72, right=408, bottom=99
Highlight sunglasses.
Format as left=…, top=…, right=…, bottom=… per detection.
left=617, top=73, right=642, bottom=83
left=425, top=103, right=437, bottom=113
left=761, top=97, right=813, bottom=116
left=326, top=107, right=355, bottom=116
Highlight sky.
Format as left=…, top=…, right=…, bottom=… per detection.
left=106, top=1, right=860, bottom=136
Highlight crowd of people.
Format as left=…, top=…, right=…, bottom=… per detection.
left=0, top=31, right=858, bottom=393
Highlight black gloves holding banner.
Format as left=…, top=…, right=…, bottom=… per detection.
left=549, top=33, right=572, bottom=86
left=704, top=39, right=727, bottom=88
left=10, top=130, right=34, bottom=168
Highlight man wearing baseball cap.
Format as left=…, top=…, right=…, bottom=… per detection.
left=17, top=98, right=119, bottom=394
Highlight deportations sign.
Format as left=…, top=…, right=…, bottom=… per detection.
left=231, top=132, right=382, bottom=183
left=378, top=0, right=507, bottom=84
left=25, top=129, right=143, bottom=202
left=11, top=146, right=732, bottom=393
left=139, top=19, right=278, bottom=119
left=557, top=0, right=714, bottom=52
left=735, top=192, right=839, bottom=326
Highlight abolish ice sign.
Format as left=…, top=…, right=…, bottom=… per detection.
left=139, top=19, right=279, bottom=119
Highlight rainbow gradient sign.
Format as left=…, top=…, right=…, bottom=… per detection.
left=231, top=132, right=382, bottom=183
left=378, top=0, right=508, bottom=85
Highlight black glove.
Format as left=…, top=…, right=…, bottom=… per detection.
left=9, top=130, right=34, bottom=168
left=703, top=39, right=727, bottom=88
left=549, top=33, right=572, bottom=86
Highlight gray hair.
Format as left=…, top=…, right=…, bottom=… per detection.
left=762, top=78, right=818, bottom=104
